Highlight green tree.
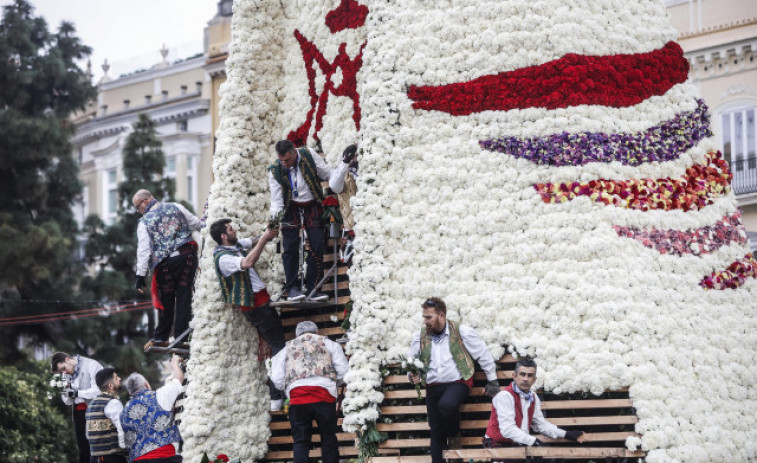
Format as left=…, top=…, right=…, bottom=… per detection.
left=0, top=0, right=97, bottom=362
left=0, top=362, right=77, bottom=463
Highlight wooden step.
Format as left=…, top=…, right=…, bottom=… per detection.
left=285, top=326, right=344, bottom=340
left=444, top=447, right=646, bottom=460
left=281, top=312, right=345, bottom=327
left=268, top=432, right=356, bottom=444
left=375, top=415, right=638, bottom=432
left=380, top=398, right=633, bottom=414
left=322, top=280, right=350, bottom=291
left=384, top=371, right=513, bottom=384
left=273, top=295, right=351, bottom=309
left=376, top=431, right=638, bottom=449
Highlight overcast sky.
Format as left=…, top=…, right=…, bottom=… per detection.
left=1, top=0, right=218, bottom=81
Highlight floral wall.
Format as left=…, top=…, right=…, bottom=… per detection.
left=181, top=1, right=757, bottom=462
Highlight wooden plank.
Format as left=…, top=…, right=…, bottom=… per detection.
left=265, top=446, right=358, bottom=460
left=281, top=312, right=345, bottom=327
left=443, top=447, right=631, bottom=460
left=370, top=456, right=432, bottom=463
left=384, top=371, right=512, bottom=385
left=285, top=326, right=344, bottom=340
left=269, top=418, right=344, bottom=430
left=272, top=295, right=351, bottom=309
left=381, top=399, right=632, bottom=415
left=375, top=415, right=637, bottom=432
left=322, top=280, right=350, bottom=291
left=268, top=432, right=355, bottom=444
left=370, top=432, right=638, bottom=450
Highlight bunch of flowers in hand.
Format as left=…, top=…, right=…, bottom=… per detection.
left=48, top=373, right=70, bottom=400
left=401, top=356, right=427, bottom=400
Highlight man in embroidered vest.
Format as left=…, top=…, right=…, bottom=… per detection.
left=210, top=218, right=287, bottom=411
left=268, top=140, right=356, bottom=301
left=483, top=357, right=585, bottom=459
left=407, top=297, right=500, bottom=463
left=270, top=321, right=349, bottom=463
left=52, top=352, right=105, bottom=463
left=122, top=355, right=184, bottom=463
left=86, top=368, right=128, bottom=463
left=132, top=189, right=204, bottom=350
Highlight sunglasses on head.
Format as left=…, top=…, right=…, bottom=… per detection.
left=424, top=299, right=436, bottom=307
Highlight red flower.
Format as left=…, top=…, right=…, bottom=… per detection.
left=215, top=455, right=229, bottom=463
left=322, top=196, right=340, bottom=207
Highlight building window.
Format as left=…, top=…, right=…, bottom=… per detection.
left=722, top=106, right=757, bottom=194
left=187, top=156, right=197, bottom=208
left=178, top=120, right=188, bottom=132
left=105, top=168, right=118, bottom=224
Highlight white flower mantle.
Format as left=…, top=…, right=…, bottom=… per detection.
left=180, top=1, right=757, bottom=462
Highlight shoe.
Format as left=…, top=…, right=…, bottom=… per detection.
left=307, top=291, right=329, bottom=302
left=287, top=287, right=306, bottom=302
left=270, top=399, right=283, bottom=412
left=143, top=339, right=168, bottom=351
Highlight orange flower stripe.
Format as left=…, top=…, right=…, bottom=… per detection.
left=533, top=151, right=732, bottom=211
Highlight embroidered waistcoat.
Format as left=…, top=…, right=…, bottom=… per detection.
left=285, top=333, right=336, bottom=386
left=86, top=392, right=123, bottom=456
left=121, top=389, right=181, bottom=462
left=140, top=202, right=193, bottom=269
left=268, top=147, right=325, bottom=211
left=419, top=320, right=475, bottom=382
left=486, top=384, right=536, bottom=444
left=213, top=246, right=253, bottom=307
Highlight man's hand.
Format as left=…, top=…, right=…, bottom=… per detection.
left=66, top=389, right=77, bottom=398
left=408, top=372, right=421, bottom=385
left=484, top=380, right=500, bottom=397
left=565, top=430, right=585, bottom=443
left=135, top=275, right=147, bottom=294
left=262, top=227, right=279, bottom=241
left=342, top=144, right=358, bottom=164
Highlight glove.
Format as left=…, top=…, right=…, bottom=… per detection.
left=135, top=275, right=147, bottom=291
left=342, top=144, right=358, bottom=163
left=564, top=430, right=584, bottom=442
left=532, top=438, right=544, bottom=447
left=66, top=390, right=77, bottom=398
left=484, top=380, right=500, bottom=397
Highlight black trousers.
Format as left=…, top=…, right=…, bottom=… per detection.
left=73, top=407, right=90, bottom=463
left=289, top=401, right=339, bottom=463
left=426, top=382, right=470, bottom=463
left=243, top=303, right=286, bottom=400
left=154, top=248, right=198, bottom=341
left=282, top=203, right=325, bottom=293
left=90, top=454, right=128, bottom=463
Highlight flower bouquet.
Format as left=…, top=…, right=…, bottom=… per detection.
left=401, top=356, right=427, bottom=400
left=48, top=373, right=70, bottom=400
left=200, top=452, right=239, bottom=463
left=321, top=196, right=343, bottom=224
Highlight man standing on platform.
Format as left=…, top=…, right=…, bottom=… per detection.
left=267, top=140, right=356, bottom=301
left=52, top=352, right=104, bottom=463
left=210, top=218, right=287, bottom=411
left=407, top=297, right=500, bottom=463
left=86, top=368, right=128, bottom=463
left=121, top=355, right=184, bottom=463
left=483, top=357, right=585, bottom=452
left=132, top=189, right=204, bottom=350
left=270, top=321, right=349, bottom=463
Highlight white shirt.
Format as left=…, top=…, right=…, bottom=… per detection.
left=61, top=355, right=103, bottom=405
left=487, top=389, right=566, bottom=445
left=216, top=238, right=266, bottom=292
left=268, top=147, right=350, bottom=216
left=155, top=378, right=183, bottom=411
left=270, top=336, right=349, bottom=398
left=136, top=203, right=204, bottom=276
left=407, top=322, right=497, bottom=384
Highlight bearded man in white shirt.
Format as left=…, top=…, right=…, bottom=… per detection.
left=267, top=140, right=356, bottom=302
left=52, top=352, right=105, bottom=463
left=483, top=357, right=585, bottom=460
left=407, top=297, right=500, bottom=463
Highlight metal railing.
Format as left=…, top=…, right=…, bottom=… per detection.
left=731, top=157, right=757, bottom=195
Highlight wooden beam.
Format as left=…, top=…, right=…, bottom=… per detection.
left=380, top=399, right=632, bottom=415
left=375, top=415, right=638, bottom=432
left=384, top=371, right=513, bottom=384
left=281, top=312, right=345, bottom=327
left=268, top=432, right=355, bottom=444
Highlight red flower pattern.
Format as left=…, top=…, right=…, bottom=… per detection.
left=700, top=254, right=757, bottom=290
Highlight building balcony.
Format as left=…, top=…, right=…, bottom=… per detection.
left=731, top=157, right=757, bottom=195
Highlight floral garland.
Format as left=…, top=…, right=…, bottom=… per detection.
left=534, top=151, right=732, bottom=211
left=613, top=211, right=747, bottom=256
left=407, top=42, right=689, bottom=115
left=699, top=254, right=757, bottom=290
left=479, top=99, right=711, bottom=167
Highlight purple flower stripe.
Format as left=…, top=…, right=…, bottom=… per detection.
left=479, top=99, right=711, bottom=167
